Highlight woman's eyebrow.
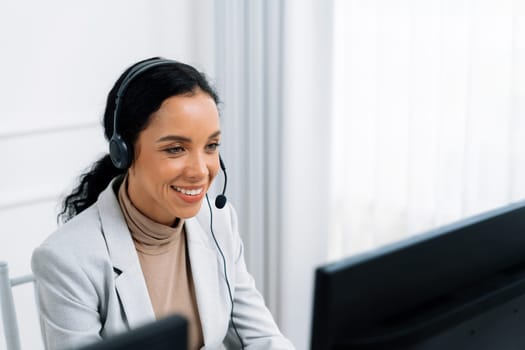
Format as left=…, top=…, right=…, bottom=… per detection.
left=156, top=135, right=191, bottom=143
left=156, top=130, right=221, bottom=143
left=208, top=130, right=221, bottom=139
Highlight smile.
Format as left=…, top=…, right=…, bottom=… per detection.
left=171, top=186, right=204, bottom=196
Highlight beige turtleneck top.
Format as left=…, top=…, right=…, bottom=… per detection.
left=117, top=177, right=204, bottom=350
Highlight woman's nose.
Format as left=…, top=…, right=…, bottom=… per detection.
left=185, top=153, right=208, bottom=179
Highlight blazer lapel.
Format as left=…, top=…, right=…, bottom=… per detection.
left=185, top=216, right=229, bottom=346
left=113, top=263, right=155, bottom=329
left=97, top=180, right=156, bottom=329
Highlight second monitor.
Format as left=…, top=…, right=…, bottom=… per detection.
left=311, top=199, right=525, bottom=350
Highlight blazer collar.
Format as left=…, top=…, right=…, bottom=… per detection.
left=97, top=178, right=156, bottom=329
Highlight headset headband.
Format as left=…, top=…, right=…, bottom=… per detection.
left=112, top=58, right=178, bottom=141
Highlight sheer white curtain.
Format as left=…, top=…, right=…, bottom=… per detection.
left=279, top=1, right=333, bottom=348
left=330, top=0, right=525, bottom=259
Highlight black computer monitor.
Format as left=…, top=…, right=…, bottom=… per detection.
left=79, top=315, right=187, bottom=350
left=311, top=199, right=525, bottom=350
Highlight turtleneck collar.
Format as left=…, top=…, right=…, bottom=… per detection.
left=118, top=175, right=185, bottom=255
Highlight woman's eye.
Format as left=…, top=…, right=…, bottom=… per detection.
left=166, top=146, right=185, bottom=154
left=206, top=142, right=220, bottom=152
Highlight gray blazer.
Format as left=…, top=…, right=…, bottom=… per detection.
left=31, top=178, right=294, bottom=350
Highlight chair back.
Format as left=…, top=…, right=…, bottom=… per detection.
left=0, top=261, right=35, bottom=350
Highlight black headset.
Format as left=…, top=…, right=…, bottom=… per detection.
left=109, top=58, right=228, bottom=209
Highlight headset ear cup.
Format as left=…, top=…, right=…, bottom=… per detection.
left=109, top=134, right=131, bottom=169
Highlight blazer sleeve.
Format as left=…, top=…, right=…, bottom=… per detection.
left=31, top=243, right=102, bottom=350
left=222, top=206, right=295, bottom=350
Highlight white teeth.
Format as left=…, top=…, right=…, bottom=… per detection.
left=173, top=186, right=203, bottom=196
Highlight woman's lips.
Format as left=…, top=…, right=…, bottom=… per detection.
left=171, top=185, right=205, bottom=203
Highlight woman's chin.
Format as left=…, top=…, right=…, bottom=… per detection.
left=172, top=202, right=204, bottom=220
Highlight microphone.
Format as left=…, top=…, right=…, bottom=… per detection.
left=215, top=156, right=228, bottom=209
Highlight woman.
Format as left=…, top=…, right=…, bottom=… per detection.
left=31, top=58, right=294, bottom=350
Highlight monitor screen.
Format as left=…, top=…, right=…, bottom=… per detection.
left=311, top=199, right=525, bottom=350
left=79, top=315, right=187, bottom=350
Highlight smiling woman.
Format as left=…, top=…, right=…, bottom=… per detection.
left=30, top=58, right=294, bottom=350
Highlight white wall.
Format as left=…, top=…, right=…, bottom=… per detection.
left=0, top=1, right=214, bottom=348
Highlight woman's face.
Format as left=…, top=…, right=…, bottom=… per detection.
left=127, top=90, right=221, bottom=225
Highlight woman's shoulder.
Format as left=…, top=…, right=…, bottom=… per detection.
left=190, top=199, right=235, bottom=232
left=197, top=199, right=238, bottom=227
left=185, top=200, right=241, bottom=255
left=36, top=178, right=120, bottom=257
left=33, top=203, right=108, bottom=266
left=31, top=203, right=114, bottom=312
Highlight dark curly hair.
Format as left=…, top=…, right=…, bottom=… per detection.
left=58, top=57, right=219, bottom=223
